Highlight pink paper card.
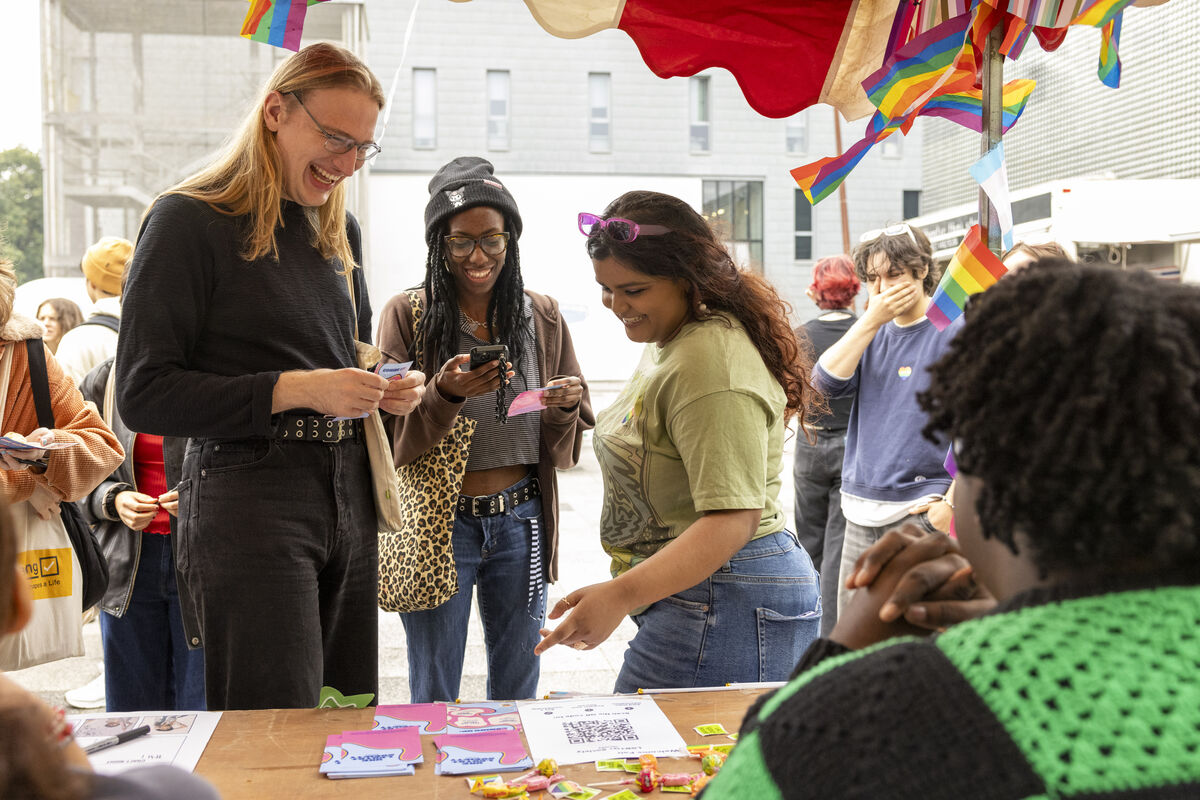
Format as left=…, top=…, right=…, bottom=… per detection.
left=445, top=700, right=522, bottom=734
left=374, top=702, right=447, bottom=735
left=320, top=727, right=422, bottom=775
left=507, top=386, right=550, bottom=417
left=434, top=728, right=533, bottom=775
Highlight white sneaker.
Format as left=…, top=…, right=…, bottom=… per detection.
left=65, top=666, right=106, bottom=709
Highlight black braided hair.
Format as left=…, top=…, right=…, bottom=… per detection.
left=415, top=211, right=527, bottom=420
left=918, top=260, right=1200, bottom=574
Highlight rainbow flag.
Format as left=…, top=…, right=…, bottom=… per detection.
left=927, top=225, right=1008, bottom=331
left=1072, top=0, right=1135, bottom=28
left=792, top=78, right=1033, bottom=205
left=241, top=0, right=329, bottom=51
left=1097, top=13, right=1122, bottom=88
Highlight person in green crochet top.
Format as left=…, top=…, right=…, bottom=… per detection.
left=702, top=260, right=1200, bottom=799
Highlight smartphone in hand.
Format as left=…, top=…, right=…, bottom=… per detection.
left=468, top=344, right=508, bottom=371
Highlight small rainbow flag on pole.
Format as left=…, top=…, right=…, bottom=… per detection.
left=241, top=0, right=330, bottom=51
left=927, top=224, right=1008, bottom=331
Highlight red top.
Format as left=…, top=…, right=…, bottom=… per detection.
left=132, top=433, right=170, bottom=535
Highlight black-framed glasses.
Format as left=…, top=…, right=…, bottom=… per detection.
left=444, top=232, right=510, bottom=258
left=289, top=92, right=382, bottom=162
left=578, top=212, right=672, bottom=242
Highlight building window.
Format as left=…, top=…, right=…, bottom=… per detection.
left=903, top=190, right=921, bottom=220
left=794, top=190, right=813, bottom=260
left=588, top=72, right=611, bottom=152
left=879, top=135, right=902, bottom=158
left=703, top=180, right=763, bottom=271
left=786, top=111, right=807, bottom=154
left=487, top=70, right=510, bottom=151
left=412, top=68, right=436, bottom=149
left=689, top=76, right=711, bottom=153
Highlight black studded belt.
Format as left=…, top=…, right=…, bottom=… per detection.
left=457, top=478, right=541, bottom=517
left=274, top=414, right=361, bottom=443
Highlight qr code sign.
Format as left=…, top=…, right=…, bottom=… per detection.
left=563, top=718, right=638, bottom=744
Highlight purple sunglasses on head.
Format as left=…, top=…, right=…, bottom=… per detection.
left=578, top=212, right=672, bottom=242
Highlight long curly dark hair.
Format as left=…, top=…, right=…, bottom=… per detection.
left=413, top=209, right=527, bottom=415
left=586, top=190, right=815, bottom=423
left=919, top=260, right=1200, bottom=573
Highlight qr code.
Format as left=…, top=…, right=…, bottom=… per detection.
left=563, top=718, right=638, bottom=744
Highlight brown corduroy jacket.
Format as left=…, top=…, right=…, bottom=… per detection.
left=376, top=289, right=594, bottom=582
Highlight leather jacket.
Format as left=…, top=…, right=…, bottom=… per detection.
left=79, top=359, right=197, bottom=647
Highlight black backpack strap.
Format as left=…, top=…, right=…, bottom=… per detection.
left=82, top=314, right=120, bottom=334
left=25, top=339, right=57, bottom=430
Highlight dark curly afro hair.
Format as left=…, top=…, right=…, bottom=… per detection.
left=919, top=259, right=1200, bottom=574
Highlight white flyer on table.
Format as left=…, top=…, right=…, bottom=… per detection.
left=517, top=695, right=688, bottom=765
left=68, top=711, right=223, bottom=775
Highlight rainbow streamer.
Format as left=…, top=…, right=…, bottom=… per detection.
left=926, top=225, right=1008, bottom=331
left=1097, top=12, right=1122, bottom=88
left=793, top=79, right=1033, bottom=205
left=1072, top=0, right=1135, bottom=28
left=241, top=0, right=329, bottom=51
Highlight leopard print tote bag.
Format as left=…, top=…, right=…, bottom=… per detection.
left=377, top=291, right=476, bottom=613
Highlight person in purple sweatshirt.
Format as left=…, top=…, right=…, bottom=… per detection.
left=811, top=223, right=960, bottom=616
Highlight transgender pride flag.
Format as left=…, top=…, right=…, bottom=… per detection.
left=927, top=225, right=1008, bottom=332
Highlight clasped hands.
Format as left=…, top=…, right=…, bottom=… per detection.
left=831, top=525, right=997, bottom=651
left=114, top=489, right=181, bottom=531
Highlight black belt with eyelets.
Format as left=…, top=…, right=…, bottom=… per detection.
left=274, top=414, right=361, bottom=443
left=457, top=478, right=541, bottom=517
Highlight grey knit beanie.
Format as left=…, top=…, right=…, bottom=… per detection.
left=424, top=156, right=523, bottom=244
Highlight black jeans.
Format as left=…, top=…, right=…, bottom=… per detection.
left=177, top=436, right=378, bottom=710
left=792, top=428, right=847, bottom=636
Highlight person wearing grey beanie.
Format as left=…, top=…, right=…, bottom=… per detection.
left=376, top=157, right=595, bottom=704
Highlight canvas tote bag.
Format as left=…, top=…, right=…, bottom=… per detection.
left=0, top=342, right=86, bottom=670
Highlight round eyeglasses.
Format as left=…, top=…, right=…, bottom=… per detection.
left=858, top=223, right=918, bottom=246
left=444, top=232, right=510, bottom=258
left=578, top=212, right=672, bottom=242
left=289, top=92, right=382, bottom=162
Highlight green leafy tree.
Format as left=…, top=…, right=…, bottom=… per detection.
left=0, top=147, right=43, bottom=283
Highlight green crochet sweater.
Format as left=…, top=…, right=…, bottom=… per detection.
left=702, top=575, right=1200, bottom=799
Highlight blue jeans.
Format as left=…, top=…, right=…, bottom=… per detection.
left=793, top=429, right=847, bottom=635
left=101, top=532, right=205, bottom=712
left=613, top=530, right=821, bottom=693
left=400, top=475, right=547, bottom=702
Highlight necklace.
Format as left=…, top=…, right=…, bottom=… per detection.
left=460, top=307, right=488, bottom=330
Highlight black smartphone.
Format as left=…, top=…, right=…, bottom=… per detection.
left=468, top=344, right=508, bottom=371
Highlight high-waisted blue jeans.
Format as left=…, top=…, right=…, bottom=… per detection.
left=400, top=474, right=546, bottom=703
left=613, top=530, right=821, bottom=693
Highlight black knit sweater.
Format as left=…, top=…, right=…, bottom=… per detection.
left=702, top=568, right=1200, bottom=799
left=116, top=194, right=371, bottom=439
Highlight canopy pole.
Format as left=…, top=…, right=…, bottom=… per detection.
left=979, top=24, right=1004, bottom=254
left=833, top=109, right=851, bottom=254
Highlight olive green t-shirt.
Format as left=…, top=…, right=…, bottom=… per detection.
left=594, top=314, right=787, bottom=578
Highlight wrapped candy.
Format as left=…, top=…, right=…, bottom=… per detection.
left=638, top=754, right=659, bottom=771
left=537, top=757, right=560, bottom=777
left=701, top=751, right=727, bottom=775
left=635, top=767, right=661, bottom=793
left=660, top=772, right=694, bottom=787
left=690, top=774, right=712, bottom=796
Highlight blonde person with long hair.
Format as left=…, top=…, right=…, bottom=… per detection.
left=115, top=43, right=425, bottom=710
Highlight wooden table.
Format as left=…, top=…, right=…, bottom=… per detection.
left=195, top=688, right=768, bottom=798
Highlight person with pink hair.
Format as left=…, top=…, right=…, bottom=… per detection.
left=793, top=255, right=860, bottom=634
